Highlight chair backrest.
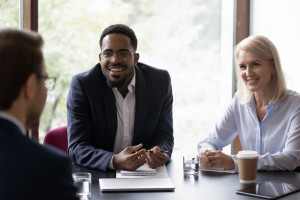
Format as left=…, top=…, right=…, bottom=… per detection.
left=44, top=126, right=68, bottom=152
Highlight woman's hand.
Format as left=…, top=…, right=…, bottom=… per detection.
left=199, top=150, right=235, bottom=170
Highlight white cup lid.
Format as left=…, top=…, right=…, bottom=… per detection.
left=237, top=150, right=259, bottom=158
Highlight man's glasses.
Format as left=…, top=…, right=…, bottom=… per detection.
left=100, top=50, right=135, bottom=61
left=39, top=75, right=57, bottom=91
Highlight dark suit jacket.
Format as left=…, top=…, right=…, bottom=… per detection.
left=67, top=62, right=174, bottom=171
left=0, top=118, right=77, bottom=200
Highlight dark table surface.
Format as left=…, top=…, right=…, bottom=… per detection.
left=72, top=152, right=300, bottom=200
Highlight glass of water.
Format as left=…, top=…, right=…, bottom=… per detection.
left=183, top=154, right=199, bottom=175
left=72, top=172, right=91, bottom=199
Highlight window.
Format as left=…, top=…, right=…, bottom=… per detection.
left=250, top=0, right=300, bottom=93
left=0, top=0, right=19, bottom=28
left=39, top=0, right=233, bottom=153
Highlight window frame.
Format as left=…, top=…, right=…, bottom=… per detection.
left=20, top=0, right=39, bottom=139
left=232, top=0, right=250, bottom=154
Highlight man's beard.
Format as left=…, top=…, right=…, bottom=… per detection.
left=102, top=63, right=134, bottom=88
left=106, top=75, right=127, bottom=88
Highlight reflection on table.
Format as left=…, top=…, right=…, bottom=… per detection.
left=72, top=152, right=300, bottom=200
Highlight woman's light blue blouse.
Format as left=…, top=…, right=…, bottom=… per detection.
left=198, top=90, right=300, bottom=171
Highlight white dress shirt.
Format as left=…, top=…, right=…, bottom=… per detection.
left=108, top=72, right=136, bottom=169
left=198, top=90, right=300, bottom=171
left=0, top=111, right=26, bottom=135
left=112, top=73, right=136, bottom=153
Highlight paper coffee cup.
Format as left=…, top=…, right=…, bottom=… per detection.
left=237, top=150, right=259, bottom=184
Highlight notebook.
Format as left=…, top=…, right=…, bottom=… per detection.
left=199, top=166, right=236, bottom=173
left=120, top=163, right=156, bottom=176
left=99, top=177, right=175, bottom=192
left=116, top=164, right=169, bottom=178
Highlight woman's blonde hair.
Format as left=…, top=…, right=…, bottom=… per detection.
left=234, top=35, right=287, bottom=104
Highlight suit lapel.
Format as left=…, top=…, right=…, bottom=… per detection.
left=133, top=65, right=148, bottom=144
left=98, top=65, right=117, bottom=151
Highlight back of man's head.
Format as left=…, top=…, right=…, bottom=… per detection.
left=0, top=28, right=44, bottom=110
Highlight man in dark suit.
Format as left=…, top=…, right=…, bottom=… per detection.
left=67, top=24, right=174, bottom=171
left=0, top=28, right=77, bottom=200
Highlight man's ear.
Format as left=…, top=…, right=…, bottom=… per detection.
left=134, top=53, right=140, bottom=65
left=24, top=74, right=38, bottom=101
left=99, top=53, right=102, bottom=62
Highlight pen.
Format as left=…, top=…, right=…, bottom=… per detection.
left=147, top=150, right=168, bottom=153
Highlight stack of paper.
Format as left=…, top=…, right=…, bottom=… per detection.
left=120, top=164, right=156, bottom=176
left=199, top=166, right=236, bottom=173
left=116, top=163, right=169, bottom=178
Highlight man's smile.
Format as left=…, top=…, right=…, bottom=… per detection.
left=107, top=65, right=127, bottom=76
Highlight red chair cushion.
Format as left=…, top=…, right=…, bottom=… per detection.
left=44, top=126, right=68, bottom=152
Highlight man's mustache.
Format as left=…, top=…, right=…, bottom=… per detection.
left=106, top=64, right=127, bottom=69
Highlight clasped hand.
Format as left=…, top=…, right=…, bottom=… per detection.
left=199, top=150, right=235, bottom=170
left=113, top=144, right=167, bottom=170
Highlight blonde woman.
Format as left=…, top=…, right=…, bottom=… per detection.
left=198, top=35, right=300, bottom=171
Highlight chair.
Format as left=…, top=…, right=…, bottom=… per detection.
left=44, top=126, right=68, bottom=152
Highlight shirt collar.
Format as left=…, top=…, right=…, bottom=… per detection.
left=246, top=95, right=255, bottom=107
left=0, top=111, right=27, bottom=135
left=270, top=100, right=281, bottom=110
left=128, top=70, right=136, bottom=93
left=246, top=94, right=281, bottom=110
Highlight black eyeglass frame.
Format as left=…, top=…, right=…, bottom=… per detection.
left=100, top=50, right=135, bottom=61
left=38, top=74, right=57, bottom=90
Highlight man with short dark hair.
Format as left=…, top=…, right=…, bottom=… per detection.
left=0, top=28, right=77, bottom=200
left=67, top=24, right=174, bottom=171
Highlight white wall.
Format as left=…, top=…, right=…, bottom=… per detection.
left=250, top=0, right=300, bottom=92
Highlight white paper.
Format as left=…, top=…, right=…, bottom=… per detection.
left=116, top=164, right=169, bottom=178
left=120, top=164, right=156, bottom=176
left=199, top=166, right=236, bottom=173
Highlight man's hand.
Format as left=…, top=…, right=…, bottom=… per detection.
left=146, top=146, right=168, bottom=168
left=113, top=143, right=146, bottom=170
left=199, top=150, right=234, bottom=170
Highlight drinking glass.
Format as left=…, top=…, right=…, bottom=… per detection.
left=72, top=172, right=91, bottom=199
left=183, top=154, right=199, bottom=175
